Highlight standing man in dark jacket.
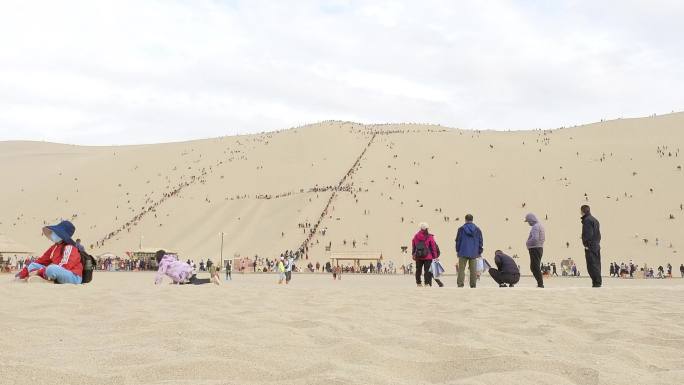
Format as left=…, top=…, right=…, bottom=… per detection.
left=486, top=250, right=520, bottom=287
left=581, top=205, right=602, bottom=287
left=455, top=214, right=483, bottom=288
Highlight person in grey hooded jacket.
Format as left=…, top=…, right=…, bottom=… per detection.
left=524, top=213, right=545, bottom=288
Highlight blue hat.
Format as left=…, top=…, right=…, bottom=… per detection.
left=46, top=220, right=76, bottom=245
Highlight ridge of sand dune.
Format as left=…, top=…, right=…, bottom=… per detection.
left=1, top=114, right=683, bottom=274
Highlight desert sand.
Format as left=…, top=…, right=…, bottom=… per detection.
left=1, top=113, right=683, bottom=274
left=1, top=273, right=683, bottom=385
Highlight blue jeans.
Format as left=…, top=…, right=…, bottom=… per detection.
left=28, top=263, right=82, bottom=284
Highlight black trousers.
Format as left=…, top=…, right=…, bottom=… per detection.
left=585, top=246, right=602, bottom=286
left=528, top=247, right=544, bottom=287
left=185, top=275, right=211, bottom=285
left=489, top=268, right=520, bottom=285
left=415, top=259, right=432, bottom=286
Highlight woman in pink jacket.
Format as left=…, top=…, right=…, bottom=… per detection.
left=154, top=250, right=211, bottom=285
left=411, top=223, right=443, bottom=287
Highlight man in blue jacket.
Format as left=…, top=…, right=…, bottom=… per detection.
left=455, top=214, right=483, bottom=288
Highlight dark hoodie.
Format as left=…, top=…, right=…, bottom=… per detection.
left=495, top=253, right=520, bottom=275
left=581, top=213, right=601, bottom=249
left=455, top=222, right=484, bottom=258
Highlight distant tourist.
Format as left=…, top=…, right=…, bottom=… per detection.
left=680, top=264, right=684, bottom=278
left=455, top=214, right=483, bottom=288
left=225, top=261, right=232, bottom=281
left=209, top=263, right=221, bottom=285
left=15, top=220, right=83, bottom=284
left=581, top=205, right=602, bottom=288
left=524, top=213, right=545, bottom=288
left=277, top=256, right=286, bottom=284
left=75, top=238, right=86, bottom=254
left=486, top=250, right=520, bottom=287
left=285, top=254, right=294, bottom=284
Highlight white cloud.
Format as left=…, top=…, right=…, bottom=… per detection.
left=0, top=0, right=682, bottom=144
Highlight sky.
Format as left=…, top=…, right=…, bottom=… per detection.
left=0, top=0, right=683, bottom=145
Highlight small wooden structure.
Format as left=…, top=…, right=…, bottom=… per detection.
left=329, top=251, right=383, bottom=269
left=130, top=248, right=177, bottom=268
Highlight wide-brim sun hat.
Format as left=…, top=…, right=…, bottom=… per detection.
left=420, top=222, right=429, bottom=230
left=45, top=220, right=76, bottom=244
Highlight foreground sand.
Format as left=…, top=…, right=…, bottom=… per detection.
left=1, top=273, right=683, bottom=385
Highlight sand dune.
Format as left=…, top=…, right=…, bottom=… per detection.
left=1, top=113, right=683, bottom=274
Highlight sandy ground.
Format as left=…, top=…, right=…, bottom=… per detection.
left=1, top=273, right=683, bottom=385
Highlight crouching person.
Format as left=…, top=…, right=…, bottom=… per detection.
left=487, top=250, right=520, bottom=288
left=154, top=250, right=211, bottom=285
left=16, top=221, right=83, bottom=284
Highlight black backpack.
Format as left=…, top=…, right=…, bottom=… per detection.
left=80, top=250, right=96, bottom=284
left=414, top=240, right=429, bottom=258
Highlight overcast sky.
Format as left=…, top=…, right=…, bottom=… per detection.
left=1, top=0, right=683, bottom=145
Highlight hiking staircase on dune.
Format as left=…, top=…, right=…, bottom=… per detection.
left=296, top=132, right=378, bottom=258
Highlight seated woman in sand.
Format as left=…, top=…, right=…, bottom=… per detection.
left=15, top=220, right=83, bottom=284
left=154, top=250, right=216, bottom=285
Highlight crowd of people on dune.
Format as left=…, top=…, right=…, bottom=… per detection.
left=93, top=173, right=210, bottom=250
left=92, top=126, right=379, bottom=267
left=253, top=184, right=356, bottom=201
left=293, top=133, right=378, bottom=256
left=656, top=145, right=680, bottom=159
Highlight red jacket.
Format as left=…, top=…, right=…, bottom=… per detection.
left=17, top=243, right=83, bottom=279
left=412, top=231, right=440, bottom=260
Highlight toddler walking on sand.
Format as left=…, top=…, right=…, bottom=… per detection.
left=277, top=256, right=286, bottom=284
left=209, top=264, right=221, bottom=285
